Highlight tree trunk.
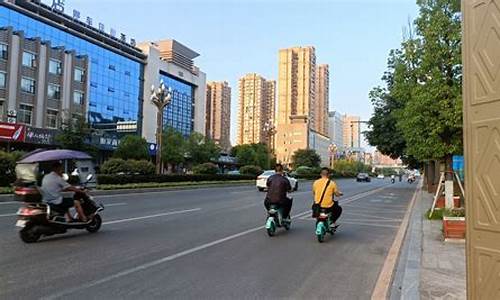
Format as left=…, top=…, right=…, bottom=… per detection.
left=444, top=154, right=454, bottom=209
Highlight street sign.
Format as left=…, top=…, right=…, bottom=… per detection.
left=25, top=127, right=58, bottom=145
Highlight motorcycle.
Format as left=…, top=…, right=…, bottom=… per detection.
left=315, top=209, right=339, bottom=243
left=391, top=177, right=395, bottom=184
left=408, top=176, right=415, bottom=184
left=13, top=149, right=104, bottom=243
left=265, top=204, right=291, bottom=236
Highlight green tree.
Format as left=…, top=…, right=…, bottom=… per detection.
left=185, top=132, right=221, bottom=165
left=114, top=135, right=150, bottom=161
left=161, top=127, right=185, bottom=173
left=231, top=143, right=270, bottom=169
left=55, top=116, right=97, bottom=156
left=291, top=149, right=321, bottom=168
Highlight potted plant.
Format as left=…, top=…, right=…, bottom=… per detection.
left=442, top=208, right=465, bottom=240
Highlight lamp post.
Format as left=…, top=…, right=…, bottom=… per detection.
left=151, top=80, right=172, bottom=174
left=328, top=143, right=337, bottom=170
left=263, top=121, right=276, bottom=153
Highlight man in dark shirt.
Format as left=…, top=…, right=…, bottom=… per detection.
left=264, top=164, right=293, bottom=219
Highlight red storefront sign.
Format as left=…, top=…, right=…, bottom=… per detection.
left=0, top=122, right=26, bottom=142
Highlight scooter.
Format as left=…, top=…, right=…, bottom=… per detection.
left=315, top=209, right=339, bottom=243
left=391, top=177, right=395, bottom=184
left=15, top=174, right=104, bottom=243
left=265, top=204, right=291, bottom=236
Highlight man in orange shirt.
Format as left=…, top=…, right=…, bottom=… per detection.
left=312, top=167, right=343, bottom=226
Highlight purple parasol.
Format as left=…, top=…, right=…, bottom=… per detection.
left=18, top=149, right=92, bottom=163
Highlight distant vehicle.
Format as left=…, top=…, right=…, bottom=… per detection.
left=256, top=170, right=298, bottom=192
left=227, top=170, right=240, bottom=175
left=377, top=174, right=385, bottom=179
left=356, top=173, right=371, bottom=182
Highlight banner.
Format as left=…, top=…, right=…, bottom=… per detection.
left=25, top=127, right=58, bottom=145
left=0, top=122, right=25, bottom=142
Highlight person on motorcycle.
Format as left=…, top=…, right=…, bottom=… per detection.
left=312, top=168, right=343, bottom=226
left=264, top=164, right=293, bottom=220
left=40, top=161, right=87, bottom=222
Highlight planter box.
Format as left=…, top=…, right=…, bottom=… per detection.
left=443, top=216, right=466, bottom=240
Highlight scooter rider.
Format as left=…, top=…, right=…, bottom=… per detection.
left=312, top=168, right=343, bottom=226
left=264, top=164, right=293, bottom=220
left=40, top=161, right=88, bottom=222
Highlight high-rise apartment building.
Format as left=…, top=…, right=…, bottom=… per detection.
left=343, top=114, right=361, bottom=149
left=275, top=46, right=330, bottom=166
left=206, top=81, right=231, bottom=151
left=237, top=73, right=275, bottom=146
left=314, top=64, right=329, bottom=136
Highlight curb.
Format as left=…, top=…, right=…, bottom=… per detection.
left=371, top=180, right=422, bottom=299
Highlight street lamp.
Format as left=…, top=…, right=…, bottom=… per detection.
left=151, top=80, right=172, bottom=174
left=263, top=120, right=276, bottom=153
left=328, top=143, right=337, bottom=169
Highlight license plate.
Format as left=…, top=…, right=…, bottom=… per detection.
left=15, top=220, right=27, bottom=228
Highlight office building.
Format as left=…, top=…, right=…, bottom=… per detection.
left=206, top=81, right=231, bottom=151
left=237, top=73, right=275, bottom=146
left=328, top=111, right=344, bottom=152
left=314, top=64, right=329, bottom=136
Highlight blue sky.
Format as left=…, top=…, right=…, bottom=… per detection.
left=43, top=0, right=418, bottom=144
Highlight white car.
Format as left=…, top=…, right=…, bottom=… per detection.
left=256, top=170, right=298, bottom=192
left=377, top=174, right=385, bottom=179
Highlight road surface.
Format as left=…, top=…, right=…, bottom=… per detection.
left=0, top=178, right=416, bottom=299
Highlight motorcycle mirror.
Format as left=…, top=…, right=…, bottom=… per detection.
left=62, top=173, right=69, bottom=181
left=86, top=174, right=93, bottom=182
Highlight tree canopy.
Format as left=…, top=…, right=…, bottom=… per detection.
left=114, top=135, right=150, bottom=161
left=366, top=0, right=462, bottom=167
left=291, top=149, right=321, bottom=168
left=231, top=143, right=271, bottom=169
left=185, top=132, right=221, bottom=166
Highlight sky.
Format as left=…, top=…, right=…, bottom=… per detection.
left=43, top=0, right=419, bottom=146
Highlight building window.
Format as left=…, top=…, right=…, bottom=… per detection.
left=46, top=110, right=58, bottom=128
left=47, top=84, right=61, bottom=99
left=0, top=44, right=7, bottom=60
left=22, top=51, right=36, bottom=68
left=0, top=71, right=6, bottom=88
left=74, top=68, right=85, bottom=82
left=73, top=90, right=84, bottom=105
left=18, top=104, right=33, bottom=125
left=21, top=77, right=36, bottom=94
left=49, top=59, right=62, bottom=75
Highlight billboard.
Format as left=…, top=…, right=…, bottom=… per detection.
left=0, top=122, right=26, bottom=142
left=25, top=127, right=58, bottom=145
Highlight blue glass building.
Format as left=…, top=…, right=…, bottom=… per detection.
left=0, top=1, right=145, bottom=131
left=160, top=72, right=194, bottom=137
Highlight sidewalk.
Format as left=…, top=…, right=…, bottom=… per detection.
left=391, top=187, right=466, bottom=299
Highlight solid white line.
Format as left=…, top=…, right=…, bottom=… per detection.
left=103, top=202, right=127, bottom=207
left=343, top=211, right=404, bottom=221
left=43, top=186, right=388, bottom=299
left=0, top=201, right=16, bottom=205
left=340, top=221, right=399, bottom=228
left=103, top=208, right=201, bottom=225
left=0, top=213, right=16, bottom=217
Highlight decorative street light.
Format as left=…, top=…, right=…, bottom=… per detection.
left=151, top=80, right=172, bottom=174
left=328, top=143, right=337, bottom=169
left=263, top=120, right=276, bottom=153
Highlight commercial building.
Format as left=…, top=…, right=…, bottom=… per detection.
left=206, top=81, right=231, bottom=151
left=275, top=46, right=329, bottom=167
left=314, top=64, right=329, bottom=136
left=0, top=1, right=207, bottom=156
left=237, top=73, right=275, bottom=146
left=137, top=40, right=206, bottom=143
left=328, top=111, right=344, bottom=152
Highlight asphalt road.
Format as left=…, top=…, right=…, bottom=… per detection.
left=0, top=178, right=417, bottom=299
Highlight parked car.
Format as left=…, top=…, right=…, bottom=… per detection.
left=256, top=170, right=298, bottom=192
left=377, top=174, right=385, bottom=179
left=227, top=170, right=240, bottom=175
left=356, top=173, right=371, bottom=182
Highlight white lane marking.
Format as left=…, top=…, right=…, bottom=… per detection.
left=0, top=201, right=16, bottom=205
left=103, top=202, right=127, bottom=207
left=102, top=208, right=201, bottom=225
left=43, top=186, right=388, bottom=299
left=340, top=219, right=403, bottom=223
left=0, top=213, right=16, bottom=217
left=343, top=211, right=404, bottom=221
left=97, top=186, right=254, bottom=199
left=339, top=221, right=399, bottom=228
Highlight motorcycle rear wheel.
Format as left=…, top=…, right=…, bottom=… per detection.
left=86, top=214, right=102, bottom=233
left=20, top=227, right=41, bottom=243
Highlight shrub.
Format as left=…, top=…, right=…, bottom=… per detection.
left=100, top=158, right=129, bottom=174
left=97, top=174, right=256, bottom=185
left=239, top=165, right=262, bottom=176
left=128, top=160, right=155, bottom=175
left=192, top=163, right=219, bottom=175
left=0, top=151, right=22, bottom=186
